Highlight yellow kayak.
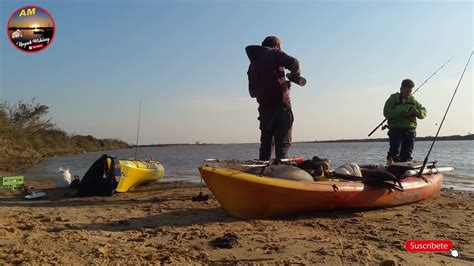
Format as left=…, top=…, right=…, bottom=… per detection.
left=116, top=160, right=165, bottom=192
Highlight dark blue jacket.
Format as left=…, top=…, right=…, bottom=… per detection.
left=246, top=45, right=300, bottom=107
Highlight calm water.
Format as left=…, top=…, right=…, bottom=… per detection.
left=24, top=140, right=474, bottom=191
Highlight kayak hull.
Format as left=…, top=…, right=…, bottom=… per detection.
left=199, top=165, right=442, bottom=218
left=116, top=160, right=164, bottom=192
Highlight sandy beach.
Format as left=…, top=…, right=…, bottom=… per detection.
left=0, top=178, right=473, bottom=265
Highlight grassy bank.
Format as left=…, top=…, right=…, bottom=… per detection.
left=0, top=99, right=129, bottom=173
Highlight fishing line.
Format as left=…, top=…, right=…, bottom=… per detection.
left=134, top=97, right=142, bottom=160
left=368, top=56, right=455, bottom=137
left=417, top=51, right=473, bottom=178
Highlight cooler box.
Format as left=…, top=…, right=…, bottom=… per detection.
left=1, top=176, right=24, bottom=191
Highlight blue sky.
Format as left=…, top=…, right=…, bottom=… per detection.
left=1, top=0, right=472, bottom=144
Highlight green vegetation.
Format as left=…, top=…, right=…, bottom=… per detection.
left=0, top=99, right=129, bottom=173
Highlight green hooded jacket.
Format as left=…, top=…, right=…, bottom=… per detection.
left=383, top=92, right=427, bottom=129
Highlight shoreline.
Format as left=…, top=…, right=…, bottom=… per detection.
left=1, top=180, right=473, bottom=264
left=11, top=168, right=474, bottom=193
left=0, top=146, right=130, bottom=175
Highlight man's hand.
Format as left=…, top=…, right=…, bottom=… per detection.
left=402, top=109, right=419, bottom=117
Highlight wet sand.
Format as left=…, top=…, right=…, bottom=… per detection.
left=0, top=179, right=473, bottom=265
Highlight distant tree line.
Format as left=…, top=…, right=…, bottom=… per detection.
left=309, top=134, right=474, bottom=143
left=0, top=99, right=129, bottom=173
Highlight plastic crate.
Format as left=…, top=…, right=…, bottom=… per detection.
left=1, top=176, right=24, bottom=191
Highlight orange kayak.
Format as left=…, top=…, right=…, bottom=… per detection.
left=199, top=165, right=442, bottom=218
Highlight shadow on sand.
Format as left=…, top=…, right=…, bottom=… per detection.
left=47, top=206, right=232, bottom=232
left=47, top=205, right=380, bottom=233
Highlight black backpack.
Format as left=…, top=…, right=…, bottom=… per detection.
left=77, top=154, right=121, bottom=197
left=246, top=45, right=267, bottom=98
left=247, top=60, right=262, bottom=98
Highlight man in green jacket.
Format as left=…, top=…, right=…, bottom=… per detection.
left=383, top=79, right=427, bottom=164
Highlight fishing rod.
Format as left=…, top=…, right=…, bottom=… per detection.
left=368, top=56, right=455, bottom=137
left=417, top=51, right=473, bottom=179
left=134, top=97, right=142, bottom=159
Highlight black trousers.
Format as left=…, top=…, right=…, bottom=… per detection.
left=258, top=105, right=294, bottom=161
left=387, top=128, right=416, bottom=162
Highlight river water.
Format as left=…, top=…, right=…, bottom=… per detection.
left=24, top=140, right=474, bottom=191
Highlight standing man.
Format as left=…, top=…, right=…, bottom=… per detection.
left=245, top=36, right=301, bottom=161
left=383, top=79, right=427, bottom=164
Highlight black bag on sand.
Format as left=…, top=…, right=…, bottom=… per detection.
left=77, top=154, right=120, bottom=197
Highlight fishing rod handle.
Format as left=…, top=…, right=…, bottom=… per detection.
left=368, top=118, right=387, bottom=137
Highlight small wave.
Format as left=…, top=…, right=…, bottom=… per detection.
left=162, top=176, right=202, bottom=184
left=442, top=183, right=474, bottom=191
left=166, top=175, right=201, bottom=180
left=443, top=172, right=474, bottom=180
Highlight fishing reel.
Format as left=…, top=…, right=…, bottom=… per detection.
left=286, top=73, right=307, bottom=86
